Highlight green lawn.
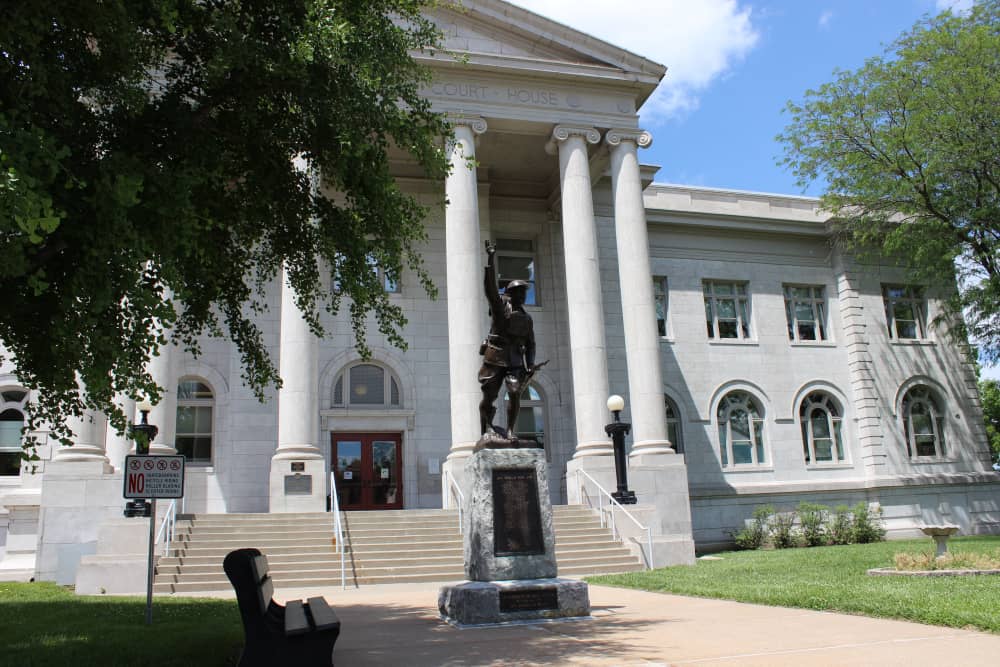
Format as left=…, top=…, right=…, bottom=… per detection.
left=588, top=536, right=1000, bottom=633
left=0, top=582, right=243, bottom=666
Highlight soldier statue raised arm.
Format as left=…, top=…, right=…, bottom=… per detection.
left=478, top=240, right=547, bottom=446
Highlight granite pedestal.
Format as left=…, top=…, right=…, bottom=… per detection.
left=439, top=447, right=590, bottom=626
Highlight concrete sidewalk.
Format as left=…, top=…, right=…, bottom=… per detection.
left=251, top=580, right=1000, bottom=666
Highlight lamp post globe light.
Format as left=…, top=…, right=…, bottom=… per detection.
left=124, top=400, right=159, bottom=518
left=605, top=394, right=637, bottom=505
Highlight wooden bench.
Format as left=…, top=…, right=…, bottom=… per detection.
left=223, top=548, right=341, bottom=667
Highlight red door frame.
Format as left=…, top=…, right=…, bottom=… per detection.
left=331, top=432, right=403, bottom=510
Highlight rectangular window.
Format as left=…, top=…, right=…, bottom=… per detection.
left=331, top=254, right=399, bottom=294
left=367, top=255, right=399, bottom=293
left=783, top=285, right=827, bottom=341
left=653, top=276, right=668, bottom=337
left=704, top=281, right=751, bottom=339
left=882, top=285, right=926, bottom=339
left=496, top=238, right=537, bottom=306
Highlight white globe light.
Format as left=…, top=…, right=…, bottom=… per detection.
left=137, top=399, right=153, bottom=413
left=607, top=395, right=625, bottom=413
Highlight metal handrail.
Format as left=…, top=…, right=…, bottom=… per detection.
left=574, top=468, right=653, bottom=569
left=329, top=472, right=346, bottom=590
left=155, top=499, right=177, bottom=558
left=445, top=470, right=465, bottom=533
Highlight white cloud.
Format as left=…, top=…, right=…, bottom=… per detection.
left=509, top=0, right=760, bottom=123
left=936, top=0, right=974, bottom=13
left=818, top=10, right=834, bottom=29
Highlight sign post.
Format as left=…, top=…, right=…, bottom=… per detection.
left=124, top=454, right=185, bottom=624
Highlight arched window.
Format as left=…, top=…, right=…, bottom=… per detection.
left=664, top=395, right=683, bottom=455
left=901, top=385, right=946, bottom=458
left=501, top=383, right=547, bottom=458
left=717, top=391, right=766, bottom=467
left=0, top=389, right=28, bottom=476
left=333, top=363, right=401, bottom=408
left=175, top=379, right=214, bottom=463
left=799, top=392, right=845, bottom=464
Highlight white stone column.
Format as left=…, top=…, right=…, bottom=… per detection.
left=548, top=125, right=613, bottom=458
left=606, top=129, right=674, bottom=457
left=270, top=265, right=325, bottom=512
left=144, top=342, right=178, bottom=456
left=441, top=117, right=487, bottom=507
left=51, top=406, right=112, bottom=474
left=105, top=396, right=135, bottom=471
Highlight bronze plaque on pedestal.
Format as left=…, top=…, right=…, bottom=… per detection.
left=492, top=468, right=544, bottom=556
left=284, top=474, right=312, bottom=495
left=499, top=587, right=558, bottom=612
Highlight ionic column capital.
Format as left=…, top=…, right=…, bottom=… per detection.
left=605, top=128, right=653, bottom=149
left=545, top=125, right=600, bottom=154
left=447, top=114, right=488, bottom=135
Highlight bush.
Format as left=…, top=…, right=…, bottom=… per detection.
left=829, top=505, right=853, bottom=545
left=770, top=511, right=798, bottom=549
left=894, top=549, right=1000, bottom=571
left=797, top=502, right=828, bottom=547
left=851, top=502, right=886, bottom=543
left=732, top=505, right=772, bottom=550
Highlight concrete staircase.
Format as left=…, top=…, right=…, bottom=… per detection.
left=153, top=505, right=644, bottom=594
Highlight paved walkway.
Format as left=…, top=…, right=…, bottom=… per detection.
left=238, top=580, right=1000, bottom=666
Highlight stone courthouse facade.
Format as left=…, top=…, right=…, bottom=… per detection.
left=2, top=0, right=998, bottom=581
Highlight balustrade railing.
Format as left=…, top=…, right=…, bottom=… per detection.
left=573, top=468, right=652, bottom=569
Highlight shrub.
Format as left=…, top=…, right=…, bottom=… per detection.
left=851, top=502, right=886, bottom=543
left=732, top=505, right=772, bottom=550
left=797, top=502, right=828, bottom=547
left=828, top=505, right=853, bottom=545
left=769, top=511, right=798, bottom=549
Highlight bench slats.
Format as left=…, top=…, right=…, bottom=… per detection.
left=285, top=600, right=311, bottom=636
left=257, top=576, right=275, bottom=614
left=306, top=597, right=341, bottom=632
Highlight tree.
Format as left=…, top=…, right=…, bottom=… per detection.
left=980, top=379, right=1000, bottom=458
left=779, top=1, right=1000, bottom=361
left=0, top=1, right=450, bottom=446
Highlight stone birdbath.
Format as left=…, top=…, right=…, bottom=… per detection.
left=921, top=525, right=960, bottom=557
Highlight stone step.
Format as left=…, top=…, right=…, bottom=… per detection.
left=159, top=550, right=344, bottom=567
left=155, top=505, right=645, bottom=593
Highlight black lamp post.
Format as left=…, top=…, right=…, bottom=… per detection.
left=124, top=401, right=158, bottom=518
left=605, top=395, right=637, bottom=505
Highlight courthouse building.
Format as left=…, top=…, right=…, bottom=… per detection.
left=2, top=0, right=998, bottom=582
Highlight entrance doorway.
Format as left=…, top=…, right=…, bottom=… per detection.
left=331, top=432, right=403, bottom=510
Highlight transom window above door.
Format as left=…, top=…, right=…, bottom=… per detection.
left=333, top=363, right=402, bottom=408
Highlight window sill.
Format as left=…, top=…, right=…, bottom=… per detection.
left=790, top=340, right=837, bottom=348
left=890, top=339, right=936, bottom=347
left=708, top=339, right=759, bottom=347
left=805, top=462, right=854, bottom=470
left=908, top=456, right=953, bottom=464
left=722, top=465, right=774, bottom=472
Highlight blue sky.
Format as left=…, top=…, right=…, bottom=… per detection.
left=513, top=0, right=971, bottom=195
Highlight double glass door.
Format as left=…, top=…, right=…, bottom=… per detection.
left=331, top=432, right=402, bottom=510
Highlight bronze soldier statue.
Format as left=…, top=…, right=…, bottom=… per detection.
left=479, top=240, right=546, bottom=440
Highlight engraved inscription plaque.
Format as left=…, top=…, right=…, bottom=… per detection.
left=499, top=587, right=558, bottom=612
left=493, top=468, right=544, bottom=556
left=284, top=474, right=312, bottom=495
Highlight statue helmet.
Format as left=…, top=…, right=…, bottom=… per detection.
left=504, top=280, right=529, bottom=294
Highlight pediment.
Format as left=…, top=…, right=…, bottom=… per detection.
left=424, top=0, right=665, bottom=86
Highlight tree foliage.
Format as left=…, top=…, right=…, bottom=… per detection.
left=0, top=1, right=450, bottom=445
left=780, top=1, right=1000, bottom=361
left=980, top=378, right=1000, bottom=457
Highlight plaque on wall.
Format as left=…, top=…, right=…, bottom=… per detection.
left=492, top=468, right=545, bottom=556
left=284, top=474, right=312, bottom=495
left=290, top=462, right=305, bottom=472
left=499, top=587, right=559, bottom=612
